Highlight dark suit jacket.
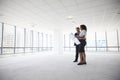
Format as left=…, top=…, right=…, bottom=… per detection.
left=74, top=32, right=80, bottom=46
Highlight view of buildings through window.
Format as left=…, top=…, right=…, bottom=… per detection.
left=63, top=30, right=120, bottom=52
left=0, top=22, right=120, bottom=54
left=0, top=22, right=53, bottom=54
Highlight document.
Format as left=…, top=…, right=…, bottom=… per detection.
left=69, top=33, right=80, bottom=45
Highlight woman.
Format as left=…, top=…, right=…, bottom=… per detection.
left=76, top=24, right=87, bottom=65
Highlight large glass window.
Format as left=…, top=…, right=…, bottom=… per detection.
left=86, top=32, right=96, bottom=51
left=38, top=33, right=43, bottom=51
left=43, top=33, right=48, bottom=51
left=25, top=29, right=33, bottom=52
left=33, top=31, right=39, bottom=52
left=47, top=34, right=50, bottom=50
left=63, top=34, right=69, bottom=51
left=49, top=34, right=53, bottom=50
left=16, top=27, right=24, bottom=53
left=0, top=23, right=55, bottom=55
left=69, top=35, right=74, bottom=51
left=107, top=31, right=118, bottom=51
left=50, top=34, right=53, bottom=50
left=47, top=34, right=53, bottom=50
left=3, top=24, right=15, bottom=54
left=96, top=32, right=106, bottom=51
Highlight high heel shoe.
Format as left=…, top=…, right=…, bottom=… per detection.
left=77, top=62, right=83, bottom=65
left=83, top=62, right=87, bottom=64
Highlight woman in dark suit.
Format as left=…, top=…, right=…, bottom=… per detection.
left=76, top=24, right=87, bottom=65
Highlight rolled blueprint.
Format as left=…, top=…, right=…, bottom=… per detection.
left=69, top=33, right=80, bottom=45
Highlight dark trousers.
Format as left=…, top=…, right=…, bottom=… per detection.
left=74, top=45, right=79, bottom=61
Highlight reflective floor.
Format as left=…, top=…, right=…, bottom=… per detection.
left=0, top=52, right=120, bottom=80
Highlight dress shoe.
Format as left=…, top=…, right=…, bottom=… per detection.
left=73, top=60, right=78, bottom=62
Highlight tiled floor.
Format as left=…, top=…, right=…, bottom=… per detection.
left=0, top=52, right=120, bottom=80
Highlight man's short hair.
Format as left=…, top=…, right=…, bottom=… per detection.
left=76, top=27, right=80, bottom=29
left=75, top=33, right=78, bottom=36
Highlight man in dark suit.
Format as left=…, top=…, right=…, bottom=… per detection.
left=73, top=27, right=80, bottom=62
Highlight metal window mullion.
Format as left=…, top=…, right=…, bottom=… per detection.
left=50, top=35, right=52, bottom=50
left=64, top=34, right=65, bottom=51
left=95, top=32, right=97, bottom=51
left=116, top=30, right=119, bottom=52
left=50, top=35, right=53, bottom=50
left=46, top=34, right=48, bottom=51
left=105, top=31, right=108, bottom=52
left=69, top=35, right=71, bottom=51
left=41, top=33, right=43, bottom=51
left=24, top=28, right=26, bottom=53
left=31, top=30, right=33, bottom=53
left=14, top=26, right=16, bottom=54
left=38, top=32, right=39, bottom=52
left=1, top=23, right=4, bottom=54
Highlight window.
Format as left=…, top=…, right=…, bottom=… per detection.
left=107, top=31, right=118, bottom=51
left=69, top=34, right=74, bottom=51
left=86, top=31, right=96, bottom=51
left=63, top=34, right=69, bottom=51
left=33, top=31, right=39, bottom=52
left=38, top=33, right=43, bottom=51
left=25, top=29, right=33, bottom=52
left=96, top=32, right=106, bottom=51
left=63, top=33, right=74, bottom=51
left=3, top=24, right=15, bottom=54
left=63, top=30, right=120, bottom=52
left=118, top=30, right=120, bottom=51
left=16, top=27, right=24, bottom=53
left=48, top=34, right=53, bottom=50
left=0, top=22, right=54, bottom=54
left=43, top=33, right=48, bottom=51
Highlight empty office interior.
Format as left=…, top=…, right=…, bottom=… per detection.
left=0, top=0, right=120, bottom=80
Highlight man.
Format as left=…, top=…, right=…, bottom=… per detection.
left=73, top=27, right=80, bottom=62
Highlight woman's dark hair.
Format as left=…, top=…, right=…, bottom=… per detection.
left=80, top=24, right=87, bottom=31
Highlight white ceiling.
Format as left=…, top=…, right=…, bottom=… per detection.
left=0, top=0, right=120, bottom=31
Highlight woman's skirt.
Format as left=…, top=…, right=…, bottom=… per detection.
left=79, top=40, right=86, bottom=53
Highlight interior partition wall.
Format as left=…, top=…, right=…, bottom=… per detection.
left=0, top=22, right=53, bottom=55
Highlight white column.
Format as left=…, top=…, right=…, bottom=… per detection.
left=53, top=29, right=63, bottom=54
